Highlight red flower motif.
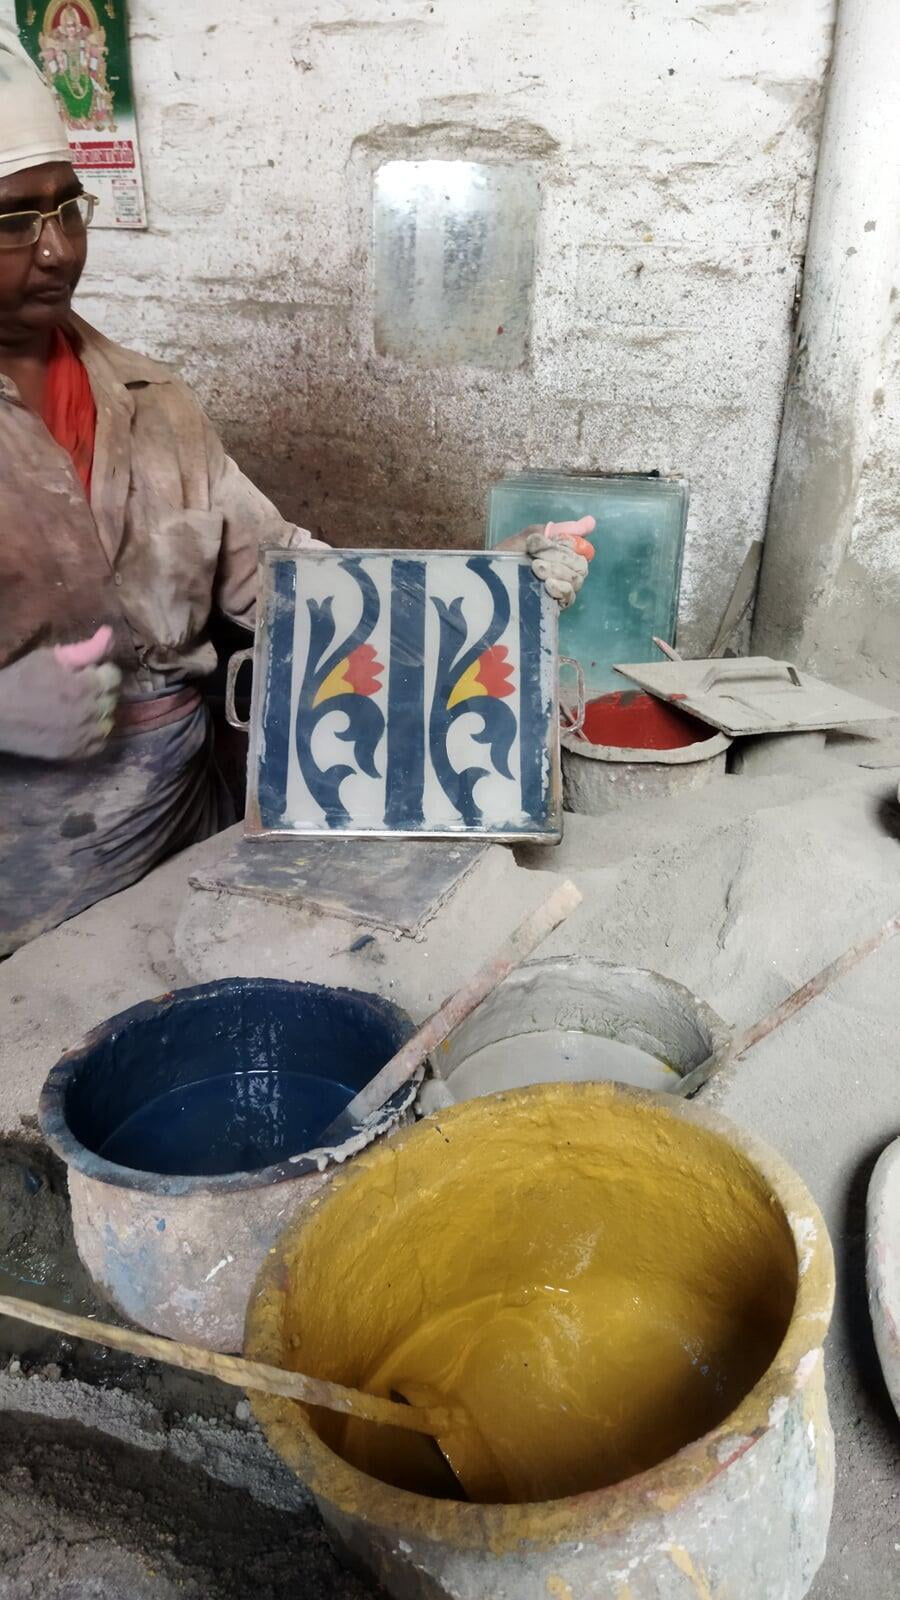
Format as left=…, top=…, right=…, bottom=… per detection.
left=475, top=645, right=515, bottom=699
left=344, top=643, right=383, bottom=697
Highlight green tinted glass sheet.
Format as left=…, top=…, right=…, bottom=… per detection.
left=486, top=472, right=688, bottom=697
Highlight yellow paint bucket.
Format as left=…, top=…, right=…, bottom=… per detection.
left=246, top=1083, right=835, bottom=1600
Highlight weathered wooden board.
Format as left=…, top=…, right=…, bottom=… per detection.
left=189, top=836, right=488, bottom=936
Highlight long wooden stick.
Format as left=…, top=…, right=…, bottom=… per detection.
left=709, top=540, right=763, bottom=658
left=675, top=914, right=900, bottom=1098
left=319, top=878, right=583, bottom=1143
left=652, top=636, right=683, bottom=662
left=0, top=1293, right=458, bottom=1436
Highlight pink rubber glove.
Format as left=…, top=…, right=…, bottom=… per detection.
left=538, top=516, right=596, bottom=560
left=0, top=626, right=122, bottom=761
left=499, top=517, right=596, bottom=608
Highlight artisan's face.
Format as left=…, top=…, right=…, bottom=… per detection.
left=0, top=161, right=87, bottom=344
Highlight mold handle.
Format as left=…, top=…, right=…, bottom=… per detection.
left=558, top=657, right=586, bottom=737
left=225, top=648, right=253, bottom=731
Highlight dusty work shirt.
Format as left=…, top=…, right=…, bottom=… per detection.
left=0, top=316, right=322, bottom=954
left=0, top=315, right=321, bottom=681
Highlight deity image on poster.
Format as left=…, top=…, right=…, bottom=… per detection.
left=38, top=1, right=114, bottom=131
left=17, top=0, right=147, bottom=227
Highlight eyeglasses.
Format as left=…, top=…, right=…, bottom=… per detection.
left=0, top=194, right=97, bottom=253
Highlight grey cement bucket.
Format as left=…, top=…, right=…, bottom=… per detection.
left=417, top=957, right=731, bottom=1112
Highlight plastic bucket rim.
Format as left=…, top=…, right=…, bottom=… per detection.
left=560, top=725, right=732, bottom=765
left=38, top=976, right=418, bottom=1198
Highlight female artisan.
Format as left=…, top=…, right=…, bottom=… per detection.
left=0, top=28, right=593, bottom=955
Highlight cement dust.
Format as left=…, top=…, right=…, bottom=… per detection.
left=0, top=1143, right=102, bottom=1359
left=0, top=1411, right=365, bottom=1600
left=531, top=767, right=900, bottom=1036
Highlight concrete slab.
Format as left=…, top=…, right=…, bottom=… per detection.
left=188, top=836, right=489, bottom=934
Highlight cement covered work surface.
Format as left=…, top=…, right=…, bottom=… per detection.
left=0, top=731, right=899, bottom=1595
left=0, top=1411, right=368, bottom=1600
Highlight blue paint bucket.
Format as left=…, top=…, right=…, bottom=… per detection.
left=40, top=978, right=415, bottom=1191
left=38, top=979, right=417, bottom=1349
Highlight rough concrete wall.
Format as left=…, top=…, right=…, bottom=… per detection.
left=818, top=311, right=900, bottom=686
left=750, top=0, right=900, bottom=692
left=850, top=311, right=900, bottom=683
left=1, top=0, right=836, bottom=651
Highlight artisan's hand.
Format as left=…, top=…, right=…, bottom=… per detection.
left=0, top=626, right=121, bottom=761
left=500, top=517, right=596, bottom=608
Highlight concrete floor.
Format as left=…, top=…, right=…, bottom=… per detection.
left=0, top=732, right=898, bottom=1597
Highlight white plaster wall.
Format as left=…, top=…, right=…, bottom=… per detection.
left=2, top=0, right=839, bottom=651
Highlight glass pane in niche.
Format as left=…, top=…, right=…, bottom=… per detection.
left=373, top=160, right=538, bottom=370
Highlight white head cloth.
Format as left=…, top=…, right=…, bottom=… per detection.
left=0, top=24, right=70, bottom=181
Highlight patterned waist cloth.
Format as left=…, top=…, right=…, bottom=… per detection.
left=113, top=685, right=202, bottom=735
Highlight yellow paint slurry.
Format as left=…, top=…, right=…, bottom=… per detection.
left=264, top=1087, right=798, bottom=1506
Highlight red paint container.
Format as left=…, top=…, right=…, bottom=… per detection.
left=561, top=692, right=731, bottom=815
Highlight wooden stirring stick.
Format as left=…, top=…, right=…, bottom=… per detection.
left=0, top=1292, right=460, bottom=1437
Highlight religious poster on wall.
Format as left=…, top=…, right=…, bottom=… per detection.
left=15, top=1, right=147, bottom=229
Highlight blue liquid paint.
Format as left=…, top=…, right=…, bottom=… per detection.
left=98, top=1069, right=354, bottom=1178
left=57, top=979, right=414, bottom=1185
